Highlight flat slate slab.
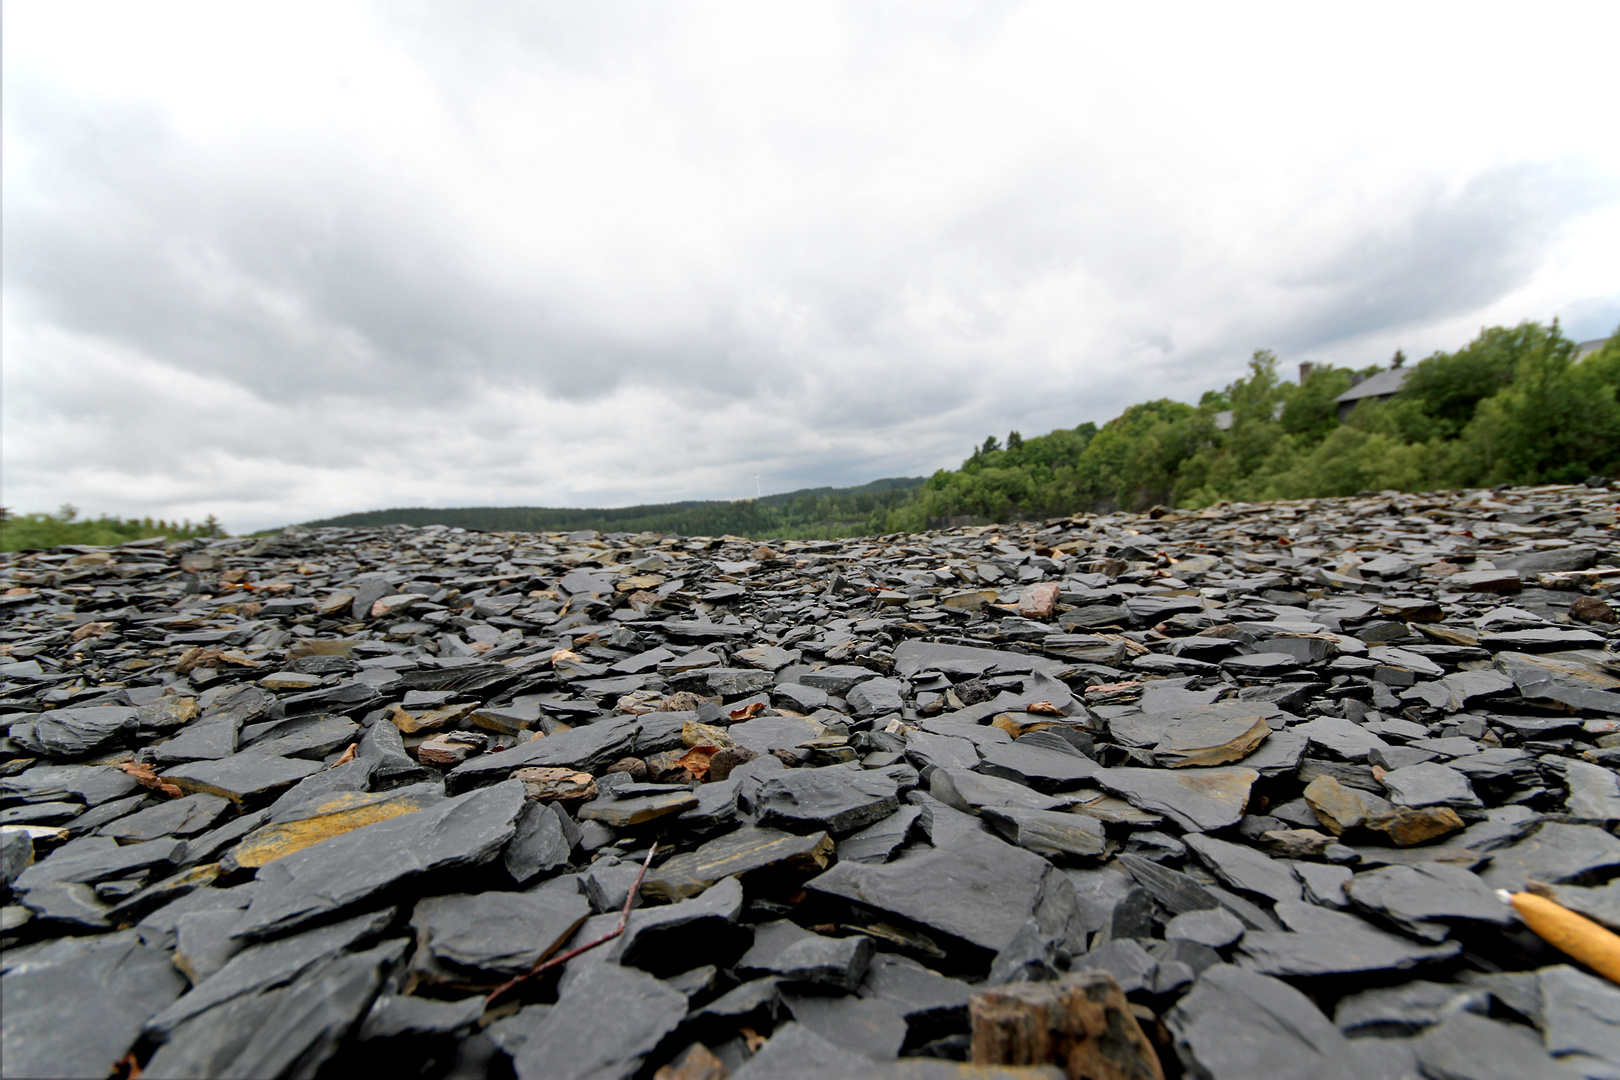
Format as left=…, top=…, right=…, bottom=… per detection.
left=161, top=753, right=325, bottom=803
left=1095, top=767, right=1258, bottom=832
left=754, top=766, right=901, bottom=835
left=1, top=930, right=187, bottom=1080
left=807, top=830, right=1075, bottom=959
left=1167, top=964, right=1362, bottom=1080
left=643, top=824, right=834, bottom=901
left=234, top=781, right=526, bottom=940
left=1237, top=899, right=1461, bottom=977
left=445, top=715, right=641, bottom=792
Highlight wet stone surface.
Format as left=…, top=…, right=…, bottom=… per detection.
left=0, top=484, right=1617, bottom=1077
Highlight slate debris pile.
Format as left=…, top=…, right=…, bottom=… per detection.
left=2, top=482, right=1619, bottom=1079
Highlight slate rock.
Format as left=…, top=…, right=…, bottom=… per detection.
left=161, top=753, right=326, bottom=804
left=12, top=705, right=138, bottom=757
left=512, top=959, right=687, bottom=1080
left=0, top=929, right=187, bottom=1079
left=1414, top=1010, right=1586, bottom=1080
left=1184, top=833, right=1301, bottom=904
left=730, top=1021, right=875, bottom=1080
left=144, top=939, right=406, bottom=1080
left=1237, top=899, right=1461, bottom=976
left=144, top=907, right=396, bottom=1039
left=234, top=780, right=526, bottom=940
left=504, top=800, right=576, bottom=885
left=838, top=805, right=922, bottom=865
left=781, top=988, right=907, bottom=1060
left=99, top=792, right=231, bottom=843
left=1166, top=964, right=1361, bottom=1080
left=1478, top=822, right=1620, bottom=892
left=979, top=805, right=1107, bottom=860
left=755, top=766, right=901, bottom=835
left=644, top=824, right=834, bottom=901
left=619, top=876, right=751, bottom=976
left=1380, top=761, right=1482, bottom=809
left=1344, top=863, right=1510, bottom=938
left=1095, top=767, right=1258, bottom=832
left=445, top=714, right=641, bottom=793
left=1164, top=907, right=1246, bottom=949
left=976, top=741, right=1102, bottom=791
left=808, top=830, right=1079, bottom=962
left=411, top=888, right=589, bottom=979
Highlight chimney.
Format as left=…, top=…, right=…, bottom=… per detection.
left=1298, top=362, right=1315, bottom=383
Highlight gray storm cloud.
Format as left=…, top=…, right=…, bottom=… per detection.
left=3, top=1, right=1618, bottom=531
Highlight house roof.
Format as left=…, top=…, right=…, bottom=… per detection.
left=1336, top=366, right=1410, bottom=404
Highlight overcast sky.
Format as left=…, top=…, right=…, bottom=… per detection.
left=5, top=2, right=1618, bottom=533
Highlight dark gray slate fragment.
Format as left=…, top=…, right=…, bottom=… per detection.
left=1, top=929, right=186, bottom=1080
left=145, top=907, right=396, bottom=1038
left=755, top=765, right=900, bottom=836
left=618, top=876, right=750, bottom=976
left=360, top=993, right=484, bottom=1041
left=504, top=801, right=575, bottom=885
left=412, top=889, right=589, bottom=976
left=174, top=907, right=250, bottom=983
left=1238, top=899, right=1461, bottom=976
left=893, top=640, right=1065, bottom=678
left=356, top=718, right=433, bottom=788
left=445, top=715, right=640, bottom=793
left=144, top=939, right=405, bottom=1080
left=646, top=824, right=832, bottom=901
left=1, top=763, right=140, bottom=806
left=15, top=835, right=185, bottom=891
left=731, top=1021, right=875, bottom=1080
left=12, top=705, right=138, bottom=756
left=729, top=715, right=826, bottom=754
left=1095, top=767, right=1257, bottom=831
left=1478, top=822, right=1620, bottom=892
left=150, top=716, right=240, bottom=763
left=511, top=962, right=687, bottom=1080
left=798, top=664, right=880, bottom=694
left=99, top=792, right=231, bottom=842
left=781, top=989, right=907, bottom=1060
left=1165, top=907, right=1245, bottom=949
left=241, top=713, right=359, bottom=760
left=837, top=804, right=920, bottom=864
left=1539, top=964, right=1620, bottom=1074
left=976, top=741, right=1101, bottom=791
left=1166, top=963, right=1362, bottom=1080
left=807, top=830, right=1078, bottom=958
left=1185, top=833, right=1301, bottom=903
left=929, top=767, right=1067, bottom=814
left=1381, top=761, right=1482, bottom=809
left=161, top=753, right=325, bottom=803
left=857, top=952, right=972, bottom=1035
left=1415, top=1010, right=1585, bottom=1080
left=980, top=805, right=1107, bottom=859
left=775, top=933, right=874, bottom=990
left=1334, top=979, right=1476, bottom=1036
left=1345, top=863, right=1510, bottom=938
left=235, top=780, right=526, bottom=940
left=847, top=677, right=905, bottom=717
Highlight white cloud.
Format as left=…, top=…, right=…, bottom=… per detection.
left=4, top=0, right=1618, bottom=531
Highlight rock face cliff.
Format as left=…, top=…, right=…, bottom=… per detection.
left=2, top=482, right=1618, bottom=1079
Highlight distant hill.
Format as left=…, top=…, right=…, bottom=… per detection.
left=296, top=477, right=926, bottom=539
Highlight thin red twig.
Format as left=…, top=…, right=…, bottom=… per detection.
left=485, top=841, right=658, bottom=1007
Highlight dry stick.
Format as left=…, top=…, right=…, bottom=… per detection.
left=485, top=841, right=658, bottom=1007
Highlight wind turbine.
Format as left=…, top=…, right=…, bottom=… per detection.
left=751, top=475, right=762, bottom=499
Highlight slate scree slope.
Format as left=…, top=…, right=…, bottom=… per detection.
left=2, top=482, right=1619, bottom=1079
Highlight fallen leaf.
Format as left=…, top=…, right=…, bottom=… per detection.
left=728, top=701, right=766, bottom=720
